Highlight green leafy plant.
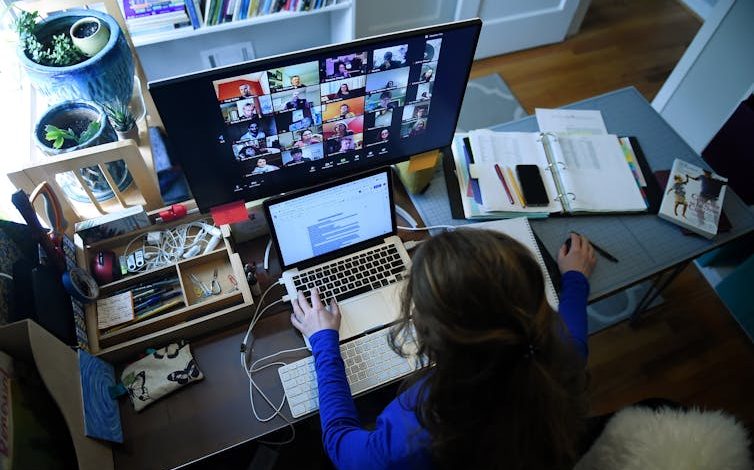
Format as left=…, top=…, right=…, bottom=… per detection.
left=103, top=101, right=136, bottom=132
left=14, top=10, right=85, bottom=67
left=44, top=121, right=100, bottom=149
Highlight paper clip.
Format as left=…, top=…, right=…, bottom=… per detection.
left=228, top=274, right=239, bottom=292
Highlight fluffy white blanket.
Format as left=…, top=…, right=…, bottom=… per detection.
left=576, top=406, right=752, bottom=470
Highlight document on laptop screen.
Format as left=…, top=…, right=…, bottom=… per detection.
left=269, top=172, right=393, bottom=266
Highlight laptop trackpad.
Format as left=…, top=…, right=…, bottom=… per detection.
left=340, top=294, right=390, bottom=339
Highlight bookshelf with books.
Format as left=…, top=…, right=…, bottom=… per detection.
left=133, top=0, right=353, bottom=80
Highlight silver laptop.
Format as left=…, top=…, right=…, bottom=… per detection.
left=264, top=167, right=411, bottom=342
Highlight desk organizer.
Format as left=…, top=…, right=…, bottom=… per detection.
left=76, top=213, right=254, bottom=362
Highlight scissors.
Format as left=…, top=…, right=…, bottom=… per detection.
left=210, top=268, right=222, bottom=295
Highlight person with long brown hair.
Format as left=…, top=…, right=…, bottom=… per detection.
left=291, top=230, right=596, bottom=469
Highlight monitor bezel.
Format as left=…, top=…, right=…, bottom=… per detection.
left=149, top=18, right=482, bottom=212
left=263, top=166, right=396, bottom=272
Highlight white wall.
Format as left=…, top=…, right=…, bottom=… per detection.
left=354, top=0, right=457, bottom=38
left=652, top=0, right=754, bottom=154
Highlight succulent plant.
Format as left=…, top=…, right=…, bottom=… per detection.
left=103, top=101, right=136, bottom=132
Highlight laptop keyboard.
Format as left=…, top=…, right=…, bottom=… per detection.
left=293, top=244, right=407, bottom=305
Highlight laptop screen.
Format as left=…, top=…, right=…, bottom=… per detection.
left=267, top=170, right=393, bottom=268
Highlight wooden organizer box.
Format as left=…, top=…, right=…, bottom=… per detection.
left=76, top=214, right=254, bottom=362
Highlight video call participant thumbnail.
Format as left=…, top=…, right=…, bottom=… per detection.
left=372, top=45, right=408, bottom=71
left=423, top=37, right=442, bottom=62
left=400, top=118, right=427, bottom=138
left=365, top=89, right=405, bottom=112
left=251, top=157, right=280, bottom=175
left=320, top=76, right=367, bottom=102
left=213, top=72, right=270, bottom=102
left=267, top=61, right=320, bottom=93
left=402, top=102, right=429, bottom=122
left=326, top=133, right=363, bottom=154
left=321, top=52, right=367, bottom=80
left=366, top=128, right=391, bottom=146
left=233, top=117, right=278, bottom=142
left=419, top=62, right=437, bottom=83
left=365, top=108, right=394, bottom=129
left=292, top=128, right=323, bottom=148
left=365, top=67, right=411, bottom=93
left=233, top=137, right=281, bottom=160
left=415, top=81, right=433, bottom=101
left=276, top=107, right=323, bottom=134
left=323, top=116, right=363, bottom=141
left=272, top=86, right=322, bottom=113
left=322, top=96, right=364, bottom=122
left=282, top=143, right=324, bottom=166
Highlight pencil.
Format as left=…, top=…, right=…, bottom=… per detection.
left=494, top=163, right=515, bottom=205
left=137, top=299, right=185, bottom=321
left=506, top=167, right=526, bottom=207
left=571, top=231, right=619, bottom=263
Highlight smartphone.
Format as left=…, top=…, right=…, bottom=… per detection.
left=516, top=164, right=550, bottom=206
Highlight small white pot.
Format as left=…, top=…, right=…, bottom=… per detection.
left=70, top=17, right=110, bottom=57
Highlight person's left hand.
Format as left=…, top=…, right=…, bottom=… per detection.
left=290, top=288, right=341, bottom=338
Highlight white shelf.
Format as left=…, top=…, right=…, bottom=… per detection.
left=131, top=1, right=352, bottom=47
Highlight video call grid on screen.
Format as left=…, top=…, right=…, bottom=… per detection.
left=149, top=20, right=481, bottom=211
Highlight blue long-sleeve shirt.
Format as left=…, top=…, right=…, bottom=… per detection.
left=308, top=270, right=590, bottom=469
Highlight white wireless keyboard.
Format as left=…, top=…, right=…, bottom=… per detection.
left=278, top=327, right=419, bottom=418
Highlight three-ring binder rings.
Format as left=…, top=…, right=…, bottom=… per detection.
left=456, top=130, right=657, bottom=217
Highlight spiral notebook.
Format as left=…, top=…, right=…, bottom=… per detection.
left=468, top=130, right=655, bottom=215
left=459, top=217, right=559, bottom=310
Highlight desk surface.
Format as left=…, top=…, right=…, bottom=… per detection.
left=412, top=87, right=754, bottom=301
left=113, top=87, right=754, bottom=469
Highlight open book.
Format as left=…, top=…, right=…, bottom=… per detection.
left=458, top=217, right=559, bottom=310
left=468, top=130, right=651, bottom=215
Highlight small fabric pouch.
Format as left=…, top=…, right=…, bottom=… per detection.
left=120, top=341, right=203, bottom=412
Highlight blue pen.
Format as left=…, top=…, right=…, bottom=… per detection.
left=135, top=290, right=181, bottom=312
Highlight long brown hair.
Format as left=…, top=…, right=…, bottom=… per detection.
left=389, top=229, right=588, bottom=469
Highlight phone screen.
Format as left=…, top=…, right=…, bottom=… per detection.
left=516, top=165, right=550, bottom=206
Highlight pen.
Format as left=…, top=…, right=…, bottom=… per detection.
left=506, top=167, right=526, bottom=207
left=572, top=231, right=619, bottom=263
left=494, top=163, right=515, bottom=205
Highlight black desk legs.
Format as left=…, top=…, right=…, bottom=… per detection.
left=630, top=262, right=689, bottom=323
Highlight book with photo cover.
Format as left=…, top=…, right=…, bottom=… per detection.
left=658, top=158, right=728, bottom=239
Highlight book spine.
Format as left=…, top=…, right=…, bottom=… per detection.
left=185, top=0, right=200, bottom=28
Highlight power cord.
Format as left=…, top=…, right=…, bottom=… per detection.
left=122, top=219, right=219, bottom=273
left=240, top=281, right=307, bottom=446
left=397, top=224, right=457, bottom=232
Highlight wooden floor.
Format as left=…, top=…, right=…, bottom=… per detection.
left=472, top=0, right=754, bottom=431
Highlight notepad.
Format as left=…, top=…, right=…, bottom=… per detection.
left=97, top=292, right=135, bottom=330
left=459, top=217, right=558, bottom=310
left=468, top=130, right=649, bottom=215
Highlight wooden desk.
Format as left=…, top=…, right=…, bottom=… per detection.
left=112, top=185, right=424, bottom=470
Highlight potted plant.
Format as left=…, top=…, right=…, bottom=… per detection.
left=14, top=9, right=134, bottom=106
left=34, top=100, right=132, bottom=203
left=103, top=101, right=139, bottom=145
left=69, top=16, right=109, bottom=57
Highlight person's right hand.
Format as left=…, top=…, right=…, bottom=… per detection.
left=290, top=288, right=341, bottom=338
left=557, top=233, right=597, bottom=278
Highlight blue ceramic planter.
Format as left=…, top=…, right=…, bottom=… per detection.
left=35, top=100, right=132, bottom=203
left=18, top=9, right=134, bottom=106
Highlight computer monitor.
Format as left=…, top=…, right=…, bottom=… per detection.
left=149, top=19, right=482, bottom=212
